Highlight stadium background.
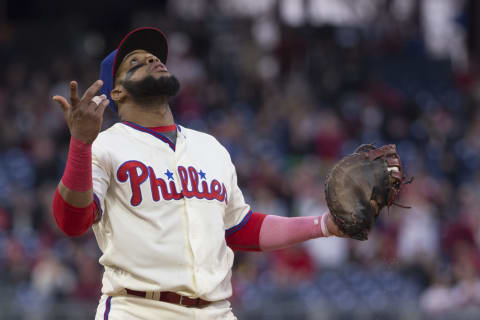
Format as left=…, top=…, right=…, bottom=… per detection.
left=1, top=0, right=480, bottom=319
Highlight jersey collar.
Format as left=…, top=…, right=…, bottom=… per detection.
left=121, top=121, right=177, bottom=151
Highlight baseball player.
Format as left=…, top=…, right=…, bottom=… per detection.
left=51, top=27, right=345, bottom=320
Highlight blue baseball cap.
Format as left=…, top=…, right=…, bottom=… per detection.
left=99, top=27, right=168, bottom=113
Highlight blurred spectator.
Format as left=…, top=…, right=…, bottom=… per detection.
left=270, top=246, right=315, bottom=286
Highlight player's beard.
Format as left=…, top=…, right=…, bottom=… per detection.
left=122, top=74, right=180, bottom=106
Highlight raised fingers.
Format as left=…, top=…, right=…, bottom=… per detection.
left=81, top=80, right=104, bottom=103
left=91, top=95, right=104, bottom=107
left=52, top=95, right=71, bottom=113
left=96, top=97, right=110, bottom=115
left=69, top=81, right=80, bottom=106
left=89, top=94, right=109, bottom=113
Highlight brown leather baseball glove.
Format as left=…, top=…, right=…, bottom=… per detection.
left=324, top=144, right=410, bottom=240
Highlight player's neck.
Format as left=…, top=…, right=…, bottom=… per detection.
left=120, top=103, right=175, bottom=127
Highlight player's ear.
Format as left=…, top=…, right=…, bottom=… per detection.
left=111, top=85, right=126, bottom=103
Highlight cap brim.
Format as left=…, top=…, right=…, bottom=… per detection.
left=112, top=27, right=168, bottom=78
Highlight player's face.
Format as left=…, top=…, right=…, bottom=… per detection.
left=116, top=49, right=169, bottom=82
left=113, top=49, right=180, bottom=104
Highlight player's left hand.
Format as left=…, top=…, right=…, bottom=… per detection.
left=324, top=144, right=409, bottom=240
left=325, top=212, right=348, bottom=238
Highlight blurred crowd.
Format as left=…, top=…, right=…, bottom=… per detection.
left=1, top=0, right=480, bottom=319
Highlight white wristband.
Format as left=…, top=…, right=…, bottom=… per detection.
left=321, top=213, right=332, bottom=237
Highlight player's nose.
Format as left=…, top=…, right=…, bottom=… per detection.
left=146, top=56, right=160, bottom=64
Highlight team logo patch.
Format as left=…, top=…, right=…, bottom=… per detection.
left=116, top=161, right=228, bottom=206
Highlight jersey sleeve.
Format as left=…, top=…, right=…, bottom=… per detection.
left=91, top=140, right=111, bottom=221
left=224, top=160, right=251, bottom=233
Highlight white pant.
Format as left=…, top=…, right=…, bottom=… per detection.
left=95, top=294, right=237, bottom=320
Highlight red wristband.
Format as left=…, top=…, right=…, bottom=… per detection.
left=62, top=136, right=92, bottom=192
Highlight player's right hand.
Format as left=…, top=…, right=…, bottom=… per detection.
left=53, top=80, right=109, bottom=144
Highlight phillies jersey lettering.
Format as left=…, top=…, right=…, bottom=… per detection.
left=116, top=162, right=228, bottom=206
left=90, top=122, right=250, bottom=302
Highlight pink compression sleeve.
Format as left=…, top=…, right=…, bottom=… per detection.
left=61, top=137, right=92, bottom=191
left=259, top=214, right=328, bottom=251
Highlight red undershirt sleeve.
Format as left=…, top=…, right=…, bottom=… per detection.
left=225, top=212, right=267, bottom=251
left=52, top=189, right=97, bottom=237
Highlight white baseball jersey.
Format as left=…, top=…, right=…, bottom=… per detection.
left=91, top=121, right=251, bottom=302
